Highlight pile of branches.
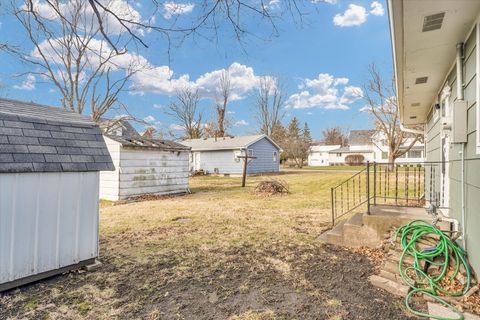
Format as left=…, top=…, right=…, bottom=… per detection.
left=253, top=179, right=290, bottom=196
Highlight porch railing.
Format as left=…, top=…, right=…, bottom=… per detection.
left=330, top=161, right=444, bottom=226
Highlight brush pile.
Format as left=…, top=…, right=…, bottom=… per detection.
left=253, top=179, right=290, bottom=196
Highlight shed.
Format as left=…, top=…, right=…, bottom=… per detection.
left=99, top=120, right=191, bottom=201
left=181, top=134, right=281, bottom=175
left=0, top=98, right=114, bottom=292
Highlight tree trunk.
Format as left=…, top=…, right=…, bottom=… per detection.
left=217, top=108, right=225, bottom=137
left=388, top=153, right=396, bottom=171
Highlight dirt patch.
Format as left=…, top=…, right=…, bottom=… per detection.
left=0, top=242, right=416, bottom=320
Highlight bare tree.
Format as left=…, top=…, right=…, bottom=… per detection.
left=213, top=69, right=231, bottom=137
left=253, top=76, right=286, bottom=136
left=322, top=127, right=348, bottom=146
left=83, top=0, right=306, bottom=54
left=363, top=64, right=422, bottom=164
left=166, top=86, right=203, bottom=139
left=8, top=0, right=145, bottom=121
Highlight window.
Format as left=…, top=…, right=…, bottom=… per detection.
left=248, top=149, right=254, bottom=157
left=233, top=150, right=241, bottom=162
left=408, top=150, right=422, bottom=158
left=273, top=151, right=278, bottom=162
left=381, top=152, right=388, bottom=159
left=336, top=153, right=342, bottom=157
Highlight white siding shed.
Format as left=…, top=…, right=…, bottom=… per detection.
left=99, top=123, right=190, bottom=201
left=0, top=98, right=114, bottom=292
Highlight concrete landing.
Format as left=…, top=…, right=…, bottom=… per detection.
left=319, top=205, right=436, bottom=248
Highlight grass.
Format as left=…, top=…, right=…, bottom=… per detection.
left=284, top=165, right=365, bottom=171
left=0, top=171, right=413, bottom=319
left=99, top=172, right=353, bottom=250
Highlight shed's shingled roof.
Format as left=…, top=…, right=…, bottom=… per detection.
left=182, top=134, right=280, bottom=151
left=99, top=119, right=190, bottom=151
left=0, top=98, right=114, bottom=173
left=105, top=134, right=190, bottom=151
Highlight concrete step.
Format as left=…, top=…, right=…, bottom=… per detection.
left=326, top=221, right=346, bottom=246
left=369, top=274, right=410, bottom=297
left=383, top=259, right=400, bottom=274
left=344, top=211, right=364, bottom=228
left=378, top=269, right=402, bottom=283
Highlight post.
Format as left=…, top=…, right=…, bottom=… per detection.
left=373, top=162, right=377, bottom=206
left=242, top=156, right=248, bottom=187
left=331, top=188, right=335, bottom=226
left=366, top=161, right=371, bottom=214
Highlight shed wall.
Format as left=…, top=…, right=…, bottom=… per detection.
left=117, top=148, right=189, bottom=199
left=99, top=137, right=121, bottom=201
left=0, top=171, right=99, bottom=286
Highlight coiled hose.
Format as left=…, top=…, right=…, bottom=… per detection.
left=395, top=220, right=471, bottom=320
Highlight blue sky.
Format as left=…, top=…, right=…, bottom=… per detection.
left=0, top=0, right=392, bottom=139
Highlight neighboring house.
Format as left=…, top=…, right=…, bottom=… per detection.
left=389, top=0, right=480, bottom=276
left=308, top=145, right=341, bottom=166
left=99, top=120, right=190, bottom=201
left=0, top=98, right=114, bottom=292
left=182, top=135, right=281, bottom=175
left=326, top=129, right=424, bottom=165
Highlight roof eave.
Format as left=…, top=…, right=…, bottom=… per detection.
left=388, top=0, right=406, bottom=125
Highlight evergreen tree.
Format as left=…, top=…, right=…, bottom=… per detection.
left=303, top=122, right=312, bottom=144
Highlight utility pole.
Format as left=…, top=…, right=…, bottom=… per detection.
left=237, top=153, right=257, bottom=187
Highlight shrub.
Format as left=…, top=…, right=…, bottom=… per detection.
left=345, top=154, right=365, bottom=165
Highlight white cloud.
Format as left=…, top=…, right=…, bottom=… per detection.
left=333, top=4, right=368, bottom=27
left=286, top=73, right=363, bottom=110
left=169, top=123, right=184, bottom=131
left=311, top=0, right=337, bottom=3
left=370, top=1, right=385, bottom=16
left=153, top=103, right=164, bottom=109
left=14, top=74, right=36, bottom=91
left=32, top=37, right=148, bottom=72
left=143, top=115, right=156, bottom=123
left=131, top=62, right=261, bottom=101
left=27, top=0, right=142, bottom=36
left=234, top=120, right=249, bottom=127
left=163, top=2, right=195, bottom=19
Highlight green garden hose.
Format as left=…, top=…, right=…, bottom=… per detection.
left=395, top=220, right=471, bottom=320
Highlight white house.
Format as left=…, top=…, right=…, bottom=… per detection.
left=308, top=145, right=341, bottom=166
left=324, top=130, right=425, bottom=165
left=99, top=120, right=191, bottom=201
left=0, top=98, right=114, bottom=292
left=182, top=135, right=281, bottom=175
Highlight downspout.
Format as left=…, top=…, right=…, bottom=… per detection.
left=456, top=42, right=467, bottom=250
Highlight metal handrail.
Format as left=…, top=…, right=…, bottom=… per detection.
left=330, top=161, right=444, bottom=227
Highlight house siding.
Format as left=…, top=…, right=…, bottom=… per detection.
left=191, top=137, right=280, bottom=174
left=198, top=149, right=244, bottom=174
left=425, top=25, right=480, bottom=275
left=246, top=138, right=280, bottom=174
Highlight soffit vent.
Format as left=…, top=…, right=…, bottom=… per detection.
left=410, top=116, right=417, bottom=120
left=415, top=77, right=428, bottom=84
left=422, top=12, right=445, bottom=32
left=411, top=102, right=421, bottom=107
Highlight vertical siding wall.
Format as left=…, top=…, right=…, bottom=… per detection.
left=99, top=137, right=121, bottom=201
left=247, top=138, right=280, bottom=174
left=425, top=26, right=480, bottom=275
left=0, top=172, right=99, bottom=284
left=118, top=148, right=190, bottom=199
